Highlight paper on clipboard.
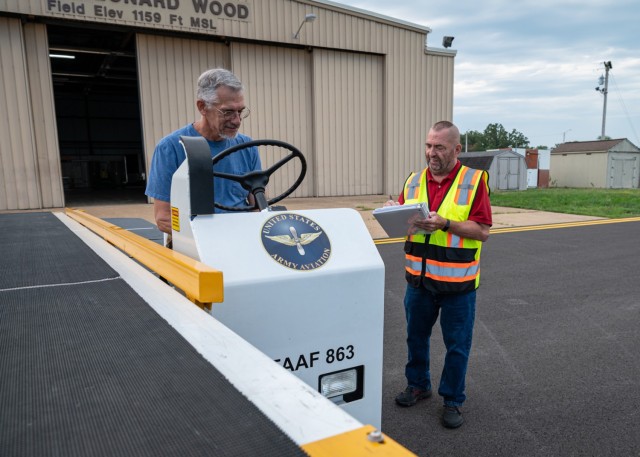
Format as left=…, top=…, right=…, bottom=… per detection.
left=372, top=202, right=431, bottom=238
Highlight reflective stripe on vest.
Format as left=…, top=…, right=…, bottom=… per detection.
left=454, top=166, right=482, bottom=206
left=402, top=166, right=485, bottom=292
left=405, top=254, right=480, bottom=283
left=405, top=172, right=423, bottom=201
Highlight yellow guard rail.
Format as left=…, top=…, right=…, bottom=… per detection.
left=65, top=208, right=223, bottom=308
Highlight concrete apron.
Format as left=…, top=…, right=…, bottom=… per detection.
left=0, top=195, right=603, bottom=240
left=17, top=195, right=604, bottom=240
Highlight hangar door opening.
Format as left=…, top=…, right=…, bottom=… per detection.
left=48, top=24, right=146, bottom=206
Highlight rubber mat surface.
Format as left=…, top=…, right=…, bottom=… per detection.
left=0, top=212, right=118, bottom=289
left=0, top=213, right=308, bottom=457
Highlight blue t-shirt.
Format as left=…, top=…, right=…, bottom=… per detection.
left=145, top=124, right=261, bottom=212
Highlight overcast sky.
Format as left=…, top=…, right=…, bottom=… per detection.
left=338, top=0, right=640, bottom=149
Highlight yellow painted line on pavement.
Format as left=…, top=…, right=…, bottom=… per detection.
left=373, top=217, right=640, bottom=244
left=374, top=237, right=405, bottom=245
left=489, top=216, right=640, bottom=234
left=65, top=208, right=223, bottom=306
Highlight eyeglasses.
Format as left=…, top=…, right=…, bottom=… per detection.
left=213, top=107, right=251, bottom=120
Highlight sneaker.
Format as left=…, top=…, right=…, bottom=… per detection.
left=395, top=386, right=432, bottom=407
left=442, top=405, right=464, bottom=428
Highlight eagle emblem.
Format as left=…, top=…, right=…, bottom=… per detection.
left=265, top=226, right=323, bottom=256
left=261, top=213, right=331, bottom=270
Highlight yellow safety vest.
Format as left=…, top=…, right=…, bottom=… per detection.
left=402, top=166, right=487, bottom=293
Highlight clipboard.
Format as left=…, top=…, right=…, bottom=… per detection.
left=372, top=202, right=430, bottom=238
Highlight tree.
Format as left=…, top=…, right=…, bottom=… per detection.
left=508, top=129, right=529, bottom=148
left=462, top=123, right=530, bottom=151
left=461, top=130, right=484, bottom=152
left=482, top=123, right=510, bottom=149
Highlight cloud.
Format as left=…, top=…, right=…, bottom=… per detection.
left=340, top=0, right=640, bottom=146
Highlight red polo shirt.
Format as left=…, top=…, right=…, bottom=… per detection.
left=397, top=161, right=492, bottom=226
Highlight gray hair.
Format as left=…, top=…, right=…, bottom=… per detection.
left=196, top=68, right=244, bottom=107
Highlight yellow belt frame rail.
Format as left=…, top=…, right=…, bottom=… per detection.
left=65, top=208, right=223, bottom=308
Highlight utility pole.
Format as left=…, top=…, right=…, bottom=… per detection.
left=595, top=61, right=612, bottom=139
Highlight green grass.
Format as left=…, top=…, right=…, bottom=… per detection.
left=490, top=188, right=640, bottom=218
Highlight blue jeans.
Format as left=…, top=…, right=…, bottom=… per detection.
left=403, top=284, right=476, bottom=407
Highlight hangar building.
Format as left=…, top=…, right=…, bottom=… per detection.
left=0, top=0, right=456, bottom=210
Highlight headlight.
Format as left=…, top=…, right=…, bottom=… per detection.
left=320, top=369, right=358, bottom=398
left=318, top=365, right=364, bottom=403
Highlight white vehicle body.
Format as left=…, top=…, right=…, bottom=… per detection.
left=169, top=138, right=385, bottom=427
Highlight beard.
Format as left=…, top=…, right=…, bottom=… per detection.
left=428, top=158, right=444, bottom=172
left=428, top=157, right=453, bottom=176
left=219, top=131, right=238, bottom=140
left=218, top=124, right=240, bottom=140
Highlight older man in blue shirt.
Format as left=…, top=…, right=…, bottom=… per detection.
left=145, top=68, right=261, bottom=235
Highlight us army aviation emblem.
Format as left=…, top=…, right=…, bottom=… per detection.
left=261, top=213, right=331, bottom=271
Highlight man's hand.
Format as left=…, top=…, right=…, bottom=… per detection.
left=154, top=199, right=172, bottom=234
left=383, top=195, right=400, bottom=207
left=411, top=212, right=489, bottom=242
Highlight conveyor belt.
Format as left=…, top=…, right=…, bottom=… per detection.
left=103, top=217, right=164, bottom=244
left=0, top=212, right=307, bottom=457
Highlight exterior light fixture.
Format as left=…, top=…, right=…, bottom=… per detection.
left=293, top=13, right=317, bottom=39
left=442, top=36, right=454, bottom=48
left=318, top=366, right=364, bottom=404
left=49, top=54, right=75, bottom=59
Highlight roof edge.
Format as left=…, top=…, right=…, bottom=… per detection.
left=425, top=46, right=457, bottom=56
left=297, top=0, right=432, bottom=34
left=551, top=138, right=639, bottom=154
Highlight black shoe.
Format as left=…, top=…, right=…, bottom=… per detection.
left=442, top=405, right=464, bottom=428
left=395, top=386, right=432, bottom=407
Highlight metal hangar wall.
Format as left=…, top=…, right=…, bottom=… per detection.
left=0, top=0, right=456, bottom=210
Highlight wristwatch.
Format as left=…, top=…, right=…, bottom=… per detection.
left=442, top=219, right=451, bottom=232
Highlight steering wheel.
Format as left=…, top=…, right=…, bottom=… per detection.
left=212, top=139, right=306, bottom=212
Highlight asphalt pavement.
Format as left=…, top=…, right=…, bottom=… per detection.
left=379, top=219, right=640, bottom=456
left=8, top=197, right=638, bottom=456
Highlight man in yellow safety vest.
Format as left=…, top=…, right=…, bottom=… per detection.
left=388, top=120, right=492, bottom=429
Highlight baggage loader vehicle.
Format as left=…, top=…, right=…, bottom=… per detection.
left=169, top=137, right=385, bottom=427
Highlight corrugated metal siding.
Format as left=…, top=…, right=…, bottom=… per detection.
left=136, top=34, right=230, bottom=190
left=1, top=0, right=418, bottom=54
left=2, top=0, right=454, bottom=204
left=383, top=34, right=455, bottom=197
left=313, top=49, right=383, bottom=196
left=232, top=42, right=313, bottom=198
left=24, top=22, right=64, bottom=208
left=425, top=52, right=455, bottom=123
left=0, top=1, right=33, bottom=14
left=249, top=0, right=391, bottom=52
left=0, top=17, right=42, bottom=210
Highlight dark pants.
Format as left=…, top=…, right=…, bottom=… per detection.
left=403, top=284, right=476, bottom=406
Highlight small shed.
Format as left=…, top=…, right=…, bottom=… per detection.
left=551, top=139, right=640, bottom=188
left=458, top=150, right=527, bottom=191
